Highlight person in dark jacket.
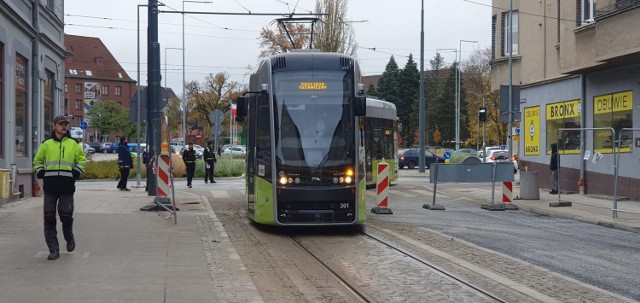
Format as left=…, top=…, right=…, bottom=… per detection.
left=182, top=142, right=197, bottom=188
left=117, top=137, right=132, bottom=191
left=33, top=115, right=86, bottom=260
left=550, top=143, right=559, bottom=194
left=203, top=142, right=217, bottom=183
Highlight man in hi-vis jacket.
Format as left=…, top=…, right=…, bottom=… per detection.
left=33, top=115, right=86, bottom=260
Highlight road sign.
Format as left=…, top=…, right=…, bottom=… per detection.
left=80, top=121, right=88, bottom=129
left=212, top=123, right=223, bottom=135
left=209, top=109, right=224, bottom=125
left=443, top=151, right=451, bottom=159
left=515, top=127, right=521, bottom=135
left=129, top=87, right=169, bottom=122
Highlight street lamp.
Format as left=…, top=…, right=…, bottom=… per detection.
left=182, top=0, right=212, bottom=145
left=469, top=92, right=490, bottom=162
left=136, top=3, right=165, bottom=188
left=164, top=47, right=184, bottom=88
left=456, top=39, right=479, bottom=152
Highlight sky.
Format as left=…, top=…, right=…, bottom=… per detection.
left=63, top=0, right=493, bottom=95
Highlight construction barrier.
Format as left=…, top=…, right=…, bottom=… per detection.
left=371, top=161, right=392, bottom=214
left=502, top=181, right=512, bottom=203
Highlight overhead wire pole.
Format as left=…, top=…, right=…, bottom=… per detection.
left=508, top=0, right=514, bottom=159
left=418, top=0, right=425, bottom=172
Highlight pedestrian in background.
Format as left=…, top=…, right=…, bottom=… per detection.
left=117, top=137, right=132, bottom=191
left=182, top=142, right=197, bottom=188
left=203, top=142, right=217, bottom=183
left=33, top=115, right=86, bottom=260
left=550, top=142, right=559, bottom=194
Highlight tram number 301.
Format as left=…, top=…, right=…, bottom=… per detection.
left=339, top=203, right=350, bottom=209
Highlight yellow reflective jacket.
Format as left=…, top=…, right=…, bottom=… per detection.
left=33, top=135, right=86, bottom=193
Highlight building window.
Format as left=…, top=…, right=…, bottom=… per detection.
left=75, top=99, right=82, bottom=110
left=545, top=99, right=581, bottom=155
left=15, top=54, right=28, bottom=157
left=115, top=86, right=122, bottom=96
left=101, top=85, right=109, bottom=96
left=593, top=91, right=633, bottom=153
left=75, top=83, right=82, bottom=93
left=580, top=0, right=596, bottom=25
left=45, top=70, right=55, bottom=135
left=47, top=0, right=54, bottom=10
left=0, top=43, right=3, bottom=158
left=502, top=11, right=519, bottom=56
left=491, top=15, right=497, bottom=60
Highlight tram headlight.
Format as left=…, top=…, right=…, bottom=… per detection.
left=279, top=176, right=288, bottom=185
left=339, top=177, right=344, bottom=183
left=295, top=177, right=301, bottom=184
left=345, top=168, right=354, bottom=177
left=345, top=176, right=352, bottom=184
left=333, top=177, right=339, bottom=184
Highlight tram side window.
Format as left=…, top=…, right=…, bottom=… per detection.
left=256, top=100, right=271, bottom=160
left=593, top=91, right=633, bottom=153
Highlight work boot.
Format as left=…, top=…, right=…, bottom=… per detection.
left=67, top=240, right=75, bottom=252
left=48, top=250, right=60, bottom=260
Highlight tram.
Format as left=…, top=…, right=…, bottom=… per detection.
left=364, top=98, right=398, bottom=186
left=235, top=51, right=368, bottom=225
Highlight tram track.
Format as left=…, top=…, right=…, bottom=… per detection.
left=289, top=226, right=511, bottom=303
left=355, top=227, right=511, bottom=303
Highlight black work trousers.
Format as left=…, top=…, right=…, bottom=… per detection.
left=117, top=167, right=130, bottom=189
left=43, top=192, right=75, bottom=252
left=204, top=161, right=215, bottom=182
left=186, top=163, right=195, bottom=186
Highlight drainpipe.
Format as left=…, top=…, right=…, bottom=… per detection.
left=32, top=0, right=41, bottom=197
left=579, top=74, right=586, bottom=194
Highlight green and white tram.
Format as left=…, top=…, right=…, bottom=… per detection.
left=364, top=98, right=398, bottom=186
left=235, top=51, right=368, bottom=225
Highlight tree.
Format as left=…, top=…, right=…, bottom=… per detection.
left=181, top=72, right=244, bottom=141
left=365, top=84, right=378, bottom=97
left=258, top=23, right=309, bottom=57
left=85, top=100, right=131, bottom=139
left=397, top=54, right=419, bottom=147
left=462, top=48, right=508, bottom=147
left=258, top=0, right=355, bottom=56
left=313, top=0, right=357, bottom=56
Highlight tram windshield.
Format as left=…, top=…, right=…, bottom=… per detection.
left=274, top=70, right=356, bottom=173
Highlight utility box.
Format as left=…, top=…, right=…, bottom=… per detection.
left=0, top=169, right=10, bottom=199
left=520, top=171, right=540, bottom=200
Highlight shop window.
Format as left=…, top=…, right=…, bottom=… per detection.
left=593, top=91, right=633, bottom=153
left=545, top=99, right=581, bottom=154
left=45, top=70, right=54, bottom=134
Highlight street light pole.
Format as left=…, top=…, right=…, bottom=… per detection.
left=418, top=0, right=425, bottom=172
left=456, top=39, right=478, bottom=152
left=164, top=47, right=184, bottom=88
left=182, top=0, right=212, bottom=145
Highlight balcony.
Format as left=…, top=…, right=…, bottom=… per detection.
left=595, top=0, right=640, bottom=18
left=564, top=2, right=640, bottom=74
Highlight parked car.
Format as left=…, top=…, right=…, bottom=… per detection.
left=108, top=143, right=119, bottom=153
left=457, top=148, right=479, bottom=157
left=222, top=145, right=247, bottom=156
left=100, top=142, right=113, bottom=153
left=82, top=143, right=95, bottom=155
left=398, top=148, right=445, bottom=169
left=180, top=144, right=204, bottom=159
left=484, top=149, right=518, bottom=172
left=87, top=142, right=102, bottom=153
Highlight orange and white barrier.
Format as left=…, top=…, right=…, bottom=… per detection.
left=156, top=154, right=172, bottom=197
left=371, top=162, right=393, bottom=214
left=502, top=181, right=513, bottom=203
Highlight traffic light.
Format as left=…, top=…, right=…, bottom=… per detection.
left=479, top=107, right=487, bottom=122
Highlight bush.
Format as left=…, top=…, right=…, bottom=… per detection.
left=82, top=155, right=245, bottom=180
left=81, top=160, right=146, bottom=180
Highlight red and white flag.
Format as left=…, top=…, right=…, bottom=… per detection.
left=231, top=103, right=237, bottom=117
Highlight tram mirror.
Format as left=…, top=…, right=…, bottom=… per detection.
left=261, top=83, right=268, bottom=92
left=354, top=96, right=366, bottom=116
left=236, top=96, right=248, bottom=118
